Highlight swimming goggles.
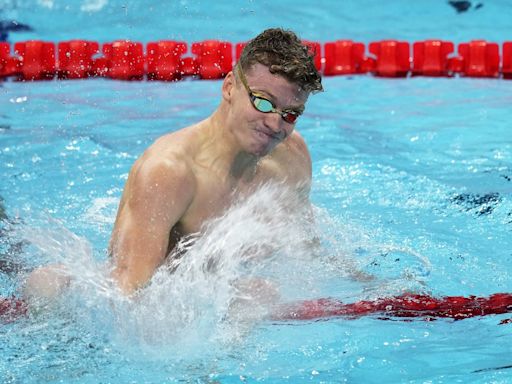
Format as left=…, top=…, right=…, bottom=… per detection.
left=237, top=65, right=302, bottom=124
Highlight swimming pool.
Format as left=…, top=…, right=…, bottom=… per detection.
left=1, top=1, right=512, bottom=383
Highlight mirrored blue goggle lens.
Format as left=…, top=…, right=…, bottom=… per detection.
left=252, top=97, right=274, bottom=113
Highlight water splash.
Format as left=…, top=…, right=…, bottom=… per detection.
left=14, top=182, right=432, bottom=362
left=13, top=185, right=315, bottom=357
left=111, top=183, right=322, bottom=356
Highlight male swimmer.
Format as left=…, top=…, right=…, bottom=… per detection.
left=24, top=28, right=323, bottom=304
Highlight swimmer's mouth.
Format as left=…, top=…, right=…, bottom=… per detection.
left=255, top=127, right=282, bottom=141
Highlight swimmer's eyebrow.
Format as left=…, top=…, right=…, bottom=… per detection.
left=252, top=88, right=306, bottom=114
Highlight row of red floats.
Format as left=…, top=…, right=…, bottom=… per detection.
left=1, top=39, right=512, bottom=81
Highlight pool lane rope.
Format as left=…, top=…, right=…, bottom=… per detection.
left=2, top=38, right=511, bottom=322
left=1, top=39, right=512, bottom=81
left=272, top=293, right=512, bottom=322
left=2, top=293, right=512, bottom=323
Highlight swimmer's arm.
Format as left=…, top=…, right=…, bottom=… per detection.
left=109, top=156, right=195, bottom=295
left=293, top=133, right=319, bottom=246
left=291, top=137, right=373, bottom=281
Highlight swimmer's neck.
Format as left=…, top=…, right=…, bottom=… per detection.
left=196, top=108, right=260, bottom=182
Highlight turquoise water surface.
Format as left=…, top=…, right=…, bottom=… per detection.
left=1, top=1, right=512, bottom=383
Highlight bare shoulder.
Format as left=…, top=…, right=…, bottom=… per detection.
left=263, top=130, right=312, bottom=189
left=126, top=128, right=199, bottom=205
left=285, top=130, right=311, bottom=166
left=269, top=130, right=310, bottom=162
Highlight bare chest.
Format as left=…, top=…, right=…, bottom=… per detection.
left=176, top=167, right=269, bottom=235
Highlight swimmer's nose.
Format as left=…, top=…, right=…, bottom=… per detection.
left=263, top=112, right=284, bottom=138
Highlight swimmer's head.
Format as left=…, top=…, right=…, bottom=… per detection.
left=237, top=28, right=323, bottom=94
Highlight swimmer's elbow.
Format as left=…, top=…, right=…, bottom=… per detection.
left=110, top=265, right=150, bottom=296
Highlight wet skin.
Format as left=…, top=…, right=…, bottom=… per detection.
left=109, top=63, right=312, bottom=294
left=24, top=63, right=314, bottom=301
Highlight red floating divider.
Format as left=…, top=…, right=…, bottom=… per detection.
left=413, top=40, right=455, bottom=76
left=0, top=42, right=16, bottom=77
left=4, top=293, right=512, bottom=324
left=501, top=41, right=512, bottom=79
left=456, top=40, right=500, bottom=78
left=368, top=40, right=410, bottom=77
left=324, top=40, right=366, bottom=75
left=14, top=40, right=55, bottom=80
left=0, top=297, right=28, bottom=323
left=58, top=40, right=99, bottom=79
left=147, top=40, right=187, bottom=81
left=180, top=56, right=198, bottom=77
left=100, top=40, right=145, bottom=80
left=191, top=40, right=232, bottom=79
left=274, top=293, right=512, bottom=321
left=1, top=39, right=511, bottom=81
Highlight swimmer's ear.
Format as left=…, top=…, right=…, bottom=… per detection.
left=221, top=71, right=236, bottom=102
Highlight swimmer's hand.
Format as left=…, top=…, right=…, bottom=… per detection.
left=22, top=264, right=71, bottom=308
left=227, top=278, right=280, bottom=323
left=321, top=255, right=375, bottom=282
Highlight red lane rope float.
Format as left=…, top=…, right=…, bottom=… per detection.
left=412, top=40, right=455, bottom=77
left=2, top=293, right=512, bottom=323
left=504, top=42, right=512, bottom=79
left=0, top=297, right=28, bottom=323
left=272, top=293, right=512, bottom=321
left=1, top=39, right=512, bottom=81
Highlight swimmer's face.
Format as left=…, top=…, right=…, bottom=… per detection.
left=226, top=63, right=309, bottom=156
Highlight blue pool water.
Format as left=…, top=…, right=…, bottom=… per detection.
left=1, top=1, right=512, bottom=383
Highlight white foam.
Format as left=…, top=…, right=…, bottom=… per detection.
left=19, top=183, right=431, bottom=360
left=83, top=196, right=119, bottom=226
left=18, top=184, right=317, bottom=357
